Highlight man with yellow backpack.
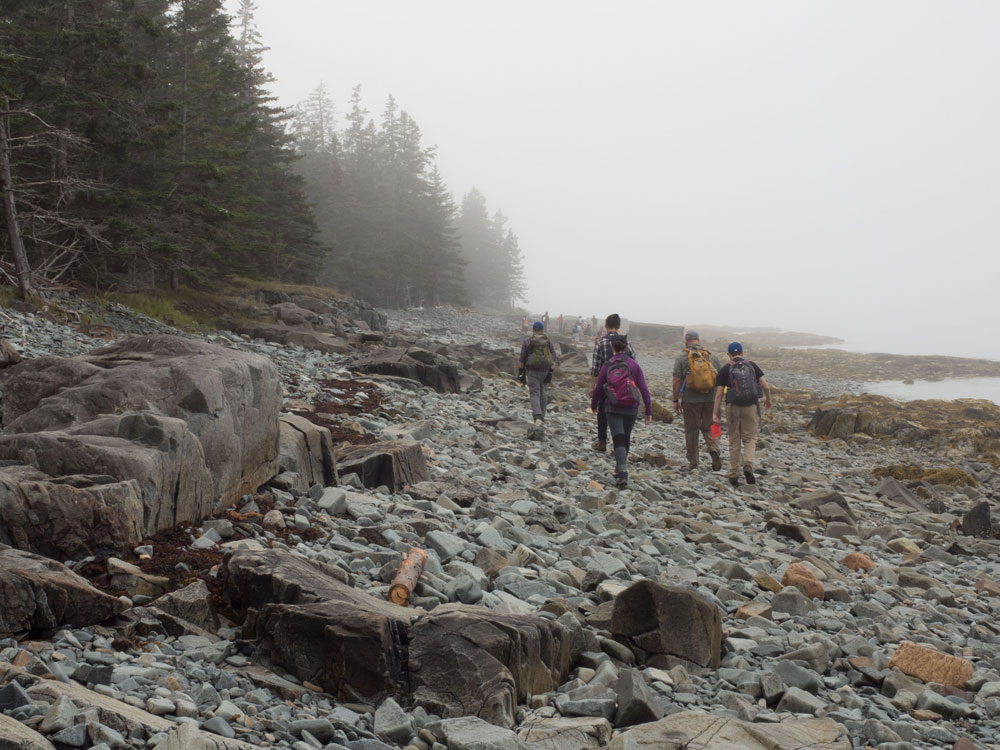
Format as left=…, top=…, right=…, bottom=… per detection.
left=672, top=331, right=722, bottom=472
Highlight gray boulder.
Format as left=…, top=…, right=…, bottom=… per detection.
left=0, top=545, right=127, bottom=636
left=0, top=336, right=280, bottom=536
left=153, top=580, right=219, bottom=631
left=0, top=465, right=143, bottom=559
left=408, top=604, right=574, bottom=728
left=247, top=325, right=352, bottom=354
left=608, top=710, right=851, bottom=749
left=337, top=440, right=429, bottom=492
left=352, top=347, right=461, bottom=393
left=278, top=413, right=337, bottom=491
left=611, top=580, right=723, bottom=669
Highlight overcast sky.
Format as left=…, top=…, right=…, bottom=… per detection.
left=234, top=1, right=999, bottom=356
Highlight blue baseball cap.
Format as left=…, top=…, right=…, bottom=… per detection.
left=532, top=321, right=544, bottom=330
left=728, top=341, right=743, bottom=355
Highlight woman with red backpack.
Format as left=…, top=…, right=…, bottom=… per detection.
left=590, top=334, right=652, bottom=489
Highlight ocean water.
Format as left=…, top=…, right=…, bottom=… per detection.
left=861, top=377, right=1000, bottom=405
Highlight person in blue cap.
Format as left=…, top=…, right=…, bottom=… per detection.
left=518, top=321, right=558, bottom=422
left=712, top=341, right=772, bottom=486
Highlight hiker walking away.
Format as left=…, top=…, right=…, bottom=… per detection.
left=521, top=317, right=529, bottom=334
left=713, top=341, right=772, bottom=486
left=590, top=313, right=635, bottom=452
left=591, top=334, right=651, bottom=489
left=518, top=321, right=558, bottom=423
left=542, top=311, right=550, bottom=330
left=672, top=330, right=722, bottom=471
left=557, top=313, right=565, bottom=333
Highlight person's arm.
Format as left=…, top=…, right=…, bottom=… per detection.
left=591, top=365, right=608, bottom=412
left=672, top=375, right=683, bottom=414
left=549, top=339, right=558, bottom=366
left=634, top=364, right=653, bottom=424
left=712, top=385, right=725, bottom=424
left=590, top=340, right=604, bottom=391
left=759, top=375, right=772, bottom=410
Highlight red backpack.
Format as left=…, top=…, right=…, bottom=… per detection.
left=604, top=357, right=640, bottom=408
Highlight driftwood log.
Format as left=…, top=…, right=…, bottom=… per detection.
left=388, top=547, right=428, bottom=606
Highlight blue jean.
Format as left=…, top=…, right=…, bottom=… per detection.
left=606, top=410, right=637, bottom=474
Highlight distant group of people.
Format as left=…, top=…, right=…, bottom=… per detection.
left=518, top=314, right=772, bottom=490
left=522, top=313, right=599, bottom=341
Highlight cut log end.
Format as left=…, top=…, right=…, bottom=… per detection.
left=387, top=547, right=428, bottom=607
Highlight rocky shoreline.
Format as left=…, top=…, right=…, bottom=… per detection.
left=0, top=300, right=998, bottom=750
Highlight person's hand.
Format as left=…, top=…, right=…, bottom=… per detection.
left=544, top=369, right=552, bottom=384
left=712, top=414, right=721, bottom=424
left=764, top=398, right=772, bottom=410
left=673, top=401, right=682, bottom=415
left=517, top=368, right=526, bottom=385
left=644, top=413, right=652, bottom=425
left=591, top=407, right=598, bottom=415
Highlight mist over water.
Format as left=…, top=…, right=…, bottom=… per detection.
left=862, top=377, right=1000, bottom=404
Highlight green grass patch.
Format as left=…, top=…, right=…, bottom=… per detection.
left=109, top=292, right=200, bottom=331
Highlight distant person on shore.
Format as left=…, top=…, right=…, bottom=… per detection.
left=521, top=317, right=529, bottom=334
left=557, top=313, right=565, bottom=333
left=542, top=311, right=550, bottom=330
left=590, top=313, right=635, bottom=452
left=672, top=330, right=722, bottom=472
left=518, top=321, right=558, bottom=423
left=713, top=341, right=772, bottom=486
left=591, top=334, right=651, bottom=489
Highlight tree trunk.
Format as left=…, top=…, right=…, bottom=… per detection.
left=0, top=101, right=36, bottom=299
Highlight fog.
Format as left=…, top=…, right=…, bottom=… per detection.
left=235, top=1, right=1000, bottom=357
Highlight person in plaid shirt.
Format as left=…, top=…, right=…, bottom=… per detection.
left=589, top=313, right=635, bottom=452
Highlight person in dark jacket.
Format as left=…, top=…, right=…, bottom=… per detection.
left=590, top=334, right=651, bottom=489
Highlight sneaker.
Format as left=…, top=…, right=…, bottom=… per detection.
left=744, top=467, right=756, bottom=484
left=592, top=440, right=607, bottom=453
left=615, top=472, right=629, bottom=489
left=709, top=451, right=722, bottom=471
left=729, top=477, right=740, bottom=487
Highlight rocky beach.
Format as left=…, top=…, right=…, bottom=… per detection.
left=1, top=296, right=999, bottom=750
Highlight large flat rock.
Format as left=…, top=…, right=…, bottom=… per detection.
left=609, top=711, right=851, bottom=750
left=0, top=335, right=281, bottom=538
left=0, top=545, right=127, bottom=637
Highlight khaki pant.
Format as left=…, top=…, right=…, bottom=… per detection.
left=682, top=401, right=718, bottom=467
left=726, top=403, right=759, bottom=478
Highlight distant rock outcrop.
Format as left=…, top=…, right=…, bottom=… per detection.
left=625, top=322, right=684, bottom=345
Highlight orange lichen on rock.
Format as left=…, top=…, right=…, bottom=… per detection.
left=842, top=552, right=876, bottom=572
left=888, top=641, right=974, bottom=688
left=782, top=562, right=825, bottom=599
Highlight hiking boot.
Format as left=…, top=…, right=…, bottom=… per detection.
left=615, top=472, right=629, bottom=489
left=709, top=451, right=722, bottom=471
left=729, top=477, right=740, bottom=487
left=592, top=440, right=607, bottom=453
left=533, top=414, right=543, bottom=423
left=744, top=467, right=756, bottom=485
left=682, top=463, right=698, bottom=472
